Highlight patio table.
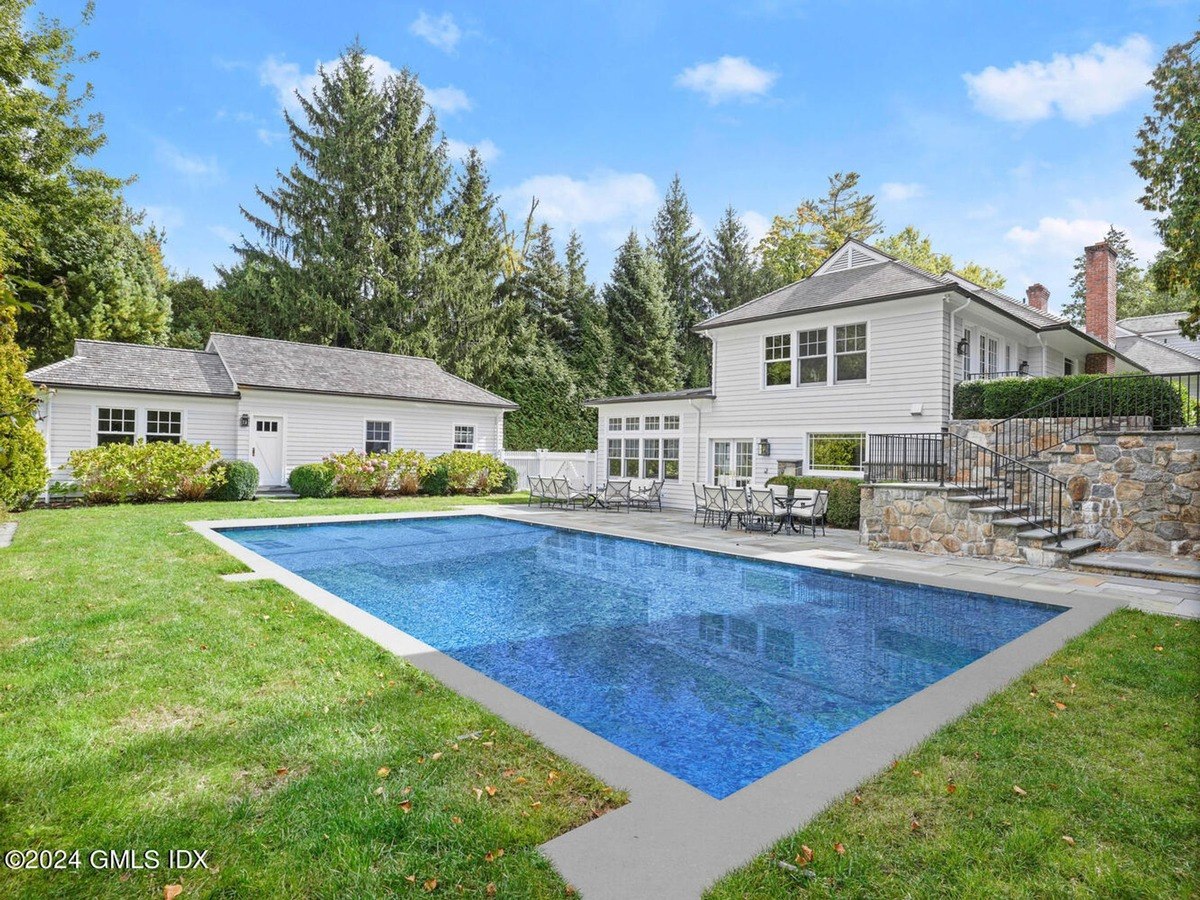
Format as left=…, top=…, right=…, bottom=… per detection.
left=773, top=496, right=813, bottom=535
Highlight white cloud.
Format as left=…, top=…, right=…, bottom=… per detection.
left=505, top=171, right=658, bottom=227
left=446, top=137, right=500, bottom=162
left=675, top=56, right=778, bottom=104
left=964, top=35, right=1154, bottom=124
left=409, top=11, right=462, bottom=53
left=154, top=140, right=222, bottom=182
left=881, top=182, right=925, bottom=202
left=140, top=205, right=186, bottom=231
left=739, top=210, right=771, bottom=248
left=256, top=127, right=286, bottom=146
left=1005, top=215, right=1160, bottom=261
left=209, top=225, right=240, bottom=245
left=259, top=54, right=470, bottom=115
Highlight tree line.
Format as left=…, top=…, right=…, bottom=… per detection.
left=3, top=7, right=1197, bottom=463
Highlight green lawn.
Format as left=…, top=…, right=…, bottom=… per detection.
left=0, top=495, right=621, bottom=898
left=2, top=498, right=1197, bottom=899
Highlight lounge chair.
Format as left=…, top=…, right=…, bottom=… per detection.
left=631, top=479, right=664, bottom=511
left=598, top=479, right=632, bottom=511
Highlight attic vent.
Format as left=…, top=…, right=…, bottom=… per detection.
left=824, top=253, right=851, bottom=272
left=847, top=246, right=873, bottom=267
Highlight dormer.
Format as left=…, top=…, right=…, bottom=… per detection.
left=810, top=239, right=891, bottom=277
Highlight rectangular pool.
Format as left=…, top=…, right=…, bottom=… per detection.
left=221, top=515, right=1063, bottom=799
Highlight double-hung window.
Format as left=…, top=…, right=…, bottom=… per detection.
left=453, top=425, right=475, bottom=450
left=764, top=334, right=792, bottom=387
left=797, top=328, right=827, bottom=384
left=643, top=438, right=661, bottom=479
left=607, top=438, right=622, bottom=476
left=365, top=420, right=392, bottom=453
left=145, top=410, right=182, bottom=443
left=834, top=323, right=867, bottom=382
left=97, top=407, right=136, bottom=445
left=623, top=438, right=640, bottom=477
left=663, top=438, right=679, bottom=480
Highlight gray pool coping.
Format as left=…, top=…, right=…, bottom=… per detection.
left=189, top=507, right=1126, bottom=899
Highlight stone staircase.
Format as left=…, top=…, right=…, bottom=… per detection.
left=945, top=487, right=1101, bottom=568
left=255, top=485, right=300, bottom=500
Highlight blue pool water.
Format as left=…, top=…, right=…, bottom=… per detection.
left=222, top=515, right=1062, bottom=798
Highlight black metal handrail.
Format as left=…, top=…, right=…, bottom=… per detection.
left=865, top=432, right=1069, bottom=543
left=992, top=371, right=1200, bottom=460
left=960, top=370, right=1031, bottom=382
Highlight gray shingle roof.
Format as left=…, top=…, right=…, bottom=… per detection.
left=1117, top=312, right=1188, bottom=334
left=27, top=340, right=239, bottom=396
left=1114, top=335, right=1200, bottom=373
left=585, top=386, right=714, bottom=406
left=942, top=276, right=1068, bottom=329
left=206, top=333, right=516, bottom=408
left=696, top=260, right=945, bottom=330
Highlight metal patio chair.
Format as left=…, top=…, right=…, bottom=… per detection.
left=598, top=479, right=632, bottom=512
left=744, top=487, right=779, bottom=532
left=631, top=478, right=665, bottom=511
left=725, top=484, right=750, bottom=530
left=702, top=484, right=727, bottom=527
left=692, top=482, right=711, bottom=524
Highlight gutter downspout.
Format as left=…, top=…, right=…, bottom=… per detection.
left=687, top=398, right=704, bottom=483
left=947, top=294, right=971, bottom=421
left=1036, top=332, right=1048, bottom=377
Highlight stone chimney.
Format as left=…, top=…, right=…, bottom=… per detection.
left=1025, top=283, right=1050, bottom=312
left=1083, top=241, right=1117, bottom=374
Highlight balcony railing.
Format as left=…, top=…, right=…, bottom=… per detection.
left=959, top=370, right=1031, bottom=383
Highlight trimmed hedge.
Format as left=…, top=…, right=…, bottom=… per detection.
left=953, top=374, right=1187, bottom=424
left=765, top=475, right=862, bottom=530
left=429, top=450, right=508, bottom=494
left=288, top=462, right=335, bottom=498
left=208, top=459, right=259, bottom=501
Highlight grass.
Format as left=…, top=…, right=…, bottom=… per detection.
left=707, top=608, right=1200, bottom=899
left=0, top=494, right=622, bottom=898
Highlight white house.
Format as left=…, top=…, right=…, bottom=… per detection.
left=586, top=238, right=1147, bottom=509
left=28, top=333, right=516, bottom=487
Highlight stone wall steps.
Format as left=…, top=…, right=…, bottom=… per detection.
left=1070, top=551, right=1200, bottom=586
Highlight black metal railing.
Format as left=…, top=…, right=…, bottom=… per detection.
left=960, top=369, right=1031, bottom=382
left=866, top=432, right=1069, bottom=543
left=993, top=371, right=1200, bottom=460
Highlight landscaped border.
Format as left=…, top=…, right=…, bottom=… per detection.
left=188, top=507, right=1122, bottom=900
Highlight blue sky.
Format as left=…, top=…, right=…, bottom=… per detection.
left=40, top=0, right=1197, bottom=313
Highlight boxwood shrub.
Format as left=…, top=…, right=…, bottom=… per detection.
left=288, top=462, right=335, bottom=498
left=953, top=374, right=1187, bottom=424
left=498, top=464, right=519, bottom=494
left=765, top=475, right=862, bottom=530
left=419, top=462, right=451, bottom=496
left=207, top=459, right=259, bottom=501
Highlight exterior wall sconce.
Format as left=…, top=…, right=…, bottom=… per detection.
left=239, top=414, right=250, bottom=427
left=955, top=336, right=970, bottom=356
left=758, top=438, right=771, bottom=457
left=1018, top=360, right=1030, bottom=375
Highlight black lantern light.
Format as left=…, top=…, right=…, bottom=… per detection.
left=758, top=438, right=771, bottom=457
left=239, top=413, right=250, bottom=427
left=955, top=335, right=970, bottom=356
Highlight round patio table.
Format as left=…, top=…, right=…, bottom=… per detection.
left=772, top=496, right=811, bottom=535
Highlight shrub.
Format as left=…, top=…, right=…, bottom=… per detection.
left=429, top=450, right=507, bottom=494
left=384, top=448, right=432, bottom=495
left=69, top=441, right=224, bottom=504
left=289, top=462, right=335, bottom=498
left=765, top=475, right=862, bottom=530
left=953, top=374, right=1186, bottom=424
left=497, top=464, right=519, bottom=494
left=324, top=448, right=433, bottom=496
left=0, top=306, right=48, bottom=511
left=420, top=462, right=451, bottom=496
left=208, top=459, right=258, bottom=501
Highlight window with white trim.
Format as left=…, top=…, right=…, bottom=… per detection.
left=644, top=415, right=660, bottom=431
left=1004, top=343, right=1013, bottom=372
left=643, top=438, right=660, bottom=479
left=663, top=415, right=680, bottom=430
left=623, top=438, right=640, bottom=477
left=97, top=407, right=136, bottom=445
left=1064, top=358, right=1074, bottom=376
left=809, top=433, right=866, bottom=472
left=625, top=416, right=640, bottom=431
left=797, top=328, right=827, bottom=384
left=764, top=334, right=792, bottom=387
left=713, top=440, right=753, bottom=486
left=961, top=327, right=973, bottom=375
left=607, top=438, right=622, bottom=477
left=608, top=417, right=623, bottom=432
left=663, top=438, right=680, bottom=480
left=834, top=323, right=867, bottom=382
left=145, top=410, right=182, bottom=444
left=365, top=420, right=392, bottom=454
left=453, top=425, right=475, bottom=450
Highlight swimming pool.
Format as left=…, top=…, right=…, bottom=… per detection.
left=221, top=514, right=1063, bottom=799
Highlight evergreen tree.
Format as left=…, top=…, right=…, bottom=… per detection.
left=168, top=274, right=245, bottom=349
left=518, top=224, right=570, bottom=347
left=604, top=231, right=678, bottom=396
left=876, top=225, right=1006, bottom=290
left=705, top=206, right=767, bottom=314
left=1060, top=227, right=1157, bottom=325
left=563, top=231, right=610, bottom=398
left=652, top=175, right=709, bottom=387
left=758, top=172, right=882, bottom=284
left=0, top=302, right=47, bottom=510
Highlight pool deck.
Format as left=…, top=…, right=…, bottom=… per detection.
left=189, top=505, right=1195, bottom=900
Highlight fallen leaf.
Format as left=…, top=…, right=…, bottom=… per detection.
left=531, top=801, right=542, bottom=809
left=547, top=771, right=559, bottom=783
left=946, top=781, right=957, bottom=794
left=405, top=875, right=416, bottom=883
left=852, top=793, right=863, bottom=806
left=377, top=766, right=390, bottom=778
left=1054, top=701, right=1067, bottom=711
left=276, top=767, right=288, bottom=776
left=373, top=785, right=385, bottom=796
left=486, top=884, right=497, bottom=896
left=164, top=887, right=183, bottom=900
left=484, top=848, right=504, bottom=862
left=482, top=741, right=494, bottom=748
left=473, top=788, right=483, bottom=801
left=910, top=817, right=921, bottom=832
left=503, top=769, right=516, bottom=778
left=514, top=776, right=528, bottom=785
left=796, top=845, right=814, bottom=866
left=565, top=887, right=577, bottom=897
left=1062, top=835, right=1076, bottom=847
left=1154, top=645, right=1164, bottom=652
left=431, top=752, right=443, bottom=761
left=1013, top=785, right=1027, bottom=796
left=423, top=878, right=438, bottom=892
left=451, top=816, right=462, bottom=825
left=834, top=842, right=846, bottom=855
left=485, top=785, right=497, bottom=797
left=399, top=800, right=412, bottom=813
left=912, top=769, right=922, bottom=777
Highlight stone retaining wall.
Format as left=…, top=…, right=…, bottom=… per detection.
left=950, top=416, right=1151, bottom=458
left=859, top=484, right=1008, bottom=559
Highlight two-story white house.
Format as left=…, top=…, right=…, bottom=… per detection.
left=586, top=238, right=1145, bottom=509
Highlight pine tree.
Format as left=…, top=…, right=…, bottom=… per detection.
left=518, top=224, right=570, bottom=347
left=705, top=206, right=767, bottom=314
left=1060, top=226, right=1156, bottom=325
left=651, top=175, right=709, bottom=387
left=0, top=304, right=47, bottom=510
left=604, top=231, right=678, bottom=396
left=563, top=231, right=610, bottom=398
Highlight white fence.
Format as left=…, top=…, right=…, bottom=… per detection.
left=504, top=449, right=597, bottom=488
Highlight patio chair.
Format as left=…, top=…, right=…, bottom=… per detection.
left=528, top=475, right=547, bottom=506
left=598, top=479, right=632, bottom=512
left=631, top=479, right=665, bottom=511
left=564, top=476, right=594, bottom=509
left=702, top=484, right=728, bottom=527
left=794, top=490, right=829, bottom=536
left=549, top=477, right=573, bottom=509
left=725, top=484, right=750, bottom=530
left=692, top=482, right=710, bottom=524
left=744, top=487, right=779, bottom=532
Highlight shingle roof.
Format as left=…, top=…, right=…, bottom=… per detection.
left=696, top=260, right=945, bottom=330
left=1114, top=335, right=1200, bottom=373
left=585, top=386, right=714, bottom=406
left=206, top=333, right=516, bottom=408
left=27, top=341, right=239, bottom=396
left=942, top=276, right=1068, bottom=329
left=1117, top=313, right=1188, bottom=334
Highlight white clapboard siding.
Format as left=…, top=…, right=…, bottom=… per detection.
left=595, top=399, right=705, bottom=510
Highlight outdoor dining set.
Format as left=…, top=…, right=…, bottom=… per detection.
left=525, top=474, right=829, bottom=537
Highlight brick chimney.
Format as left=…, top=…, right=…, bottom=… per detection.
left=1083, top=241, right=1116, bottom=374
left=1025, top=283, right=1050, bottom=312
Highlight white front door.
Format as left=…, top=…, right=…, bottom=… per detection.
left=251, top=417, right=283, bottom=486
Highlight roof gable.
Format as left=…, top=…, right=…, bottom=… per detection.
left=810, top=239, right=892, bottom=277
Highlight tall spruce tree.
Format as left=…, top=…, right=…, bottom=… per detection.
left=604, top=231, right=678, bottom=396
left=518, top=224, right=570, bottom=347
left=705, top=206, right=766, bottom=314
left=563, top=230, right=610, bottom=398
left=1060, top=226, right=1160, bottom=325
left=651, top=175, right=709, bottom=387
